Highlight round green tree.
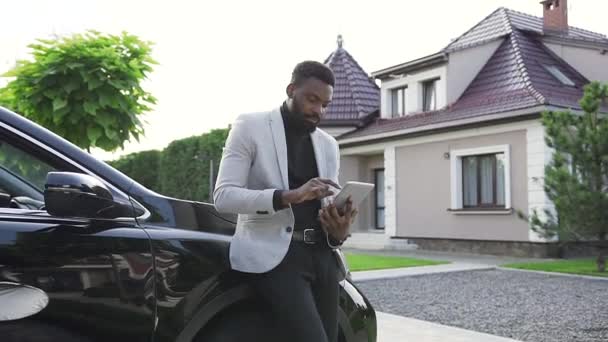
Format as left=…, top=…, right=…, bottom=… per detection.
left=0, top=30, right=157, bottom=151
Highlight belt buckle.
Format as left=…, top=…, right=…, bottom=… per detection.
left=303, top=229, right=316, bottom=244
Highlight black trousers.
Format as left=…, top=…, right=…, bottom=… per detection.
left=248, top=240, right=340, bottom=342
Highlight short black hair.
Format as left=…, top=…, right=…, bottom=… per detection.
left=291, top=61, right=335, bottom=87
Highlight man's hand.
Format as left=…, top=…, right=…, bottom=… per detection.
left=281, top=178, right=340, bottom=206
left=319, top=196, right=358, bottom=242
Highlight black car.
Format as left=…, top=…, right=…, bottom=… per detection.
left=0, top=106, right=376, bottom=342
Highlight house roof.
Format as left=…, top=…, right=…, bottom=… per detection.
left=321, top=36, right=380, bottom=125
left=372, top=7, right=608, bottom=79
left=445, top=7, right=608, bottom=52
left=339, top=8, right=605, bottom=143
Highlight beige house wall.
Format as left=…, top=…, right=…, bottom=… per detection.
left=394, top=130, right=530, bottom=241
left=544, top=42, right=608, bottom=83
left=446, top=39, right=504, bottom=104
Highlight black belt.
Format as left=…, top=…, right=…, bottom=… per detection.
left=291, top=228, right=324, bottom=244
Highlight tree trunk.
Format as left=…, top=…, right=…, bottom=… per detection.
left=598, top=250, right=606, bottom=273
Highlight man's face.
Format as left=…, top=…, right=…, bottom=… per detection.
left=287, top=77, right=333, bottom=127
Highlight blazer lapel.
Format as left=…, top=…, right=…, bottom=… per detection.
left=310, top=130, right=327, bottom=179
left=269, top=108, right=289, bottom=189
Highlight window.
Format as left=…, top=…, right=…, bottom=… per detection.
left=422, top=78, right=438, bottom=112
left=462, top=154, right=505, bottom=208
left=374, top=169, right=385, bottom=229
left=0, top=132, right=78, bottom=211
left=391, top=86, right=407, bottom=117
left=450, top=145, right=511, bottom=211
left=0, top=140, right=55, bottom=192
left=543, top=65, right=575, bottom=86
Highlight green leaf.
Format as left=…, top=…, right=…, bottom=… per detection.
left=52, top=106, right=70, bottom=124
left=96, top=111, right=115, bottom=128
left=2, top=30, right=156, bottom=152
left=66, top=62, right=84, bottom=69
left=87, top=126, right=103, bottom=143
left=63, top=79, right=80, bottom=94
left=98, top=91, right=111, bottom=108
left=83, top=101, right=98, bottom=115
left=107, top=79, right=126, bottom=89
left=43, top=89, right=60, bottom=99
left=105, top=126, right=118, bottom=140
left=52, top=98, right=67, bottom=111
left=87, top=76, right=103, bottom=90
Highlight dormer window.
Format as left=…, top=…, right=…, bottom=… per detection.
left=422, top=78, right=439, bottom=111
left=543, top=65, right=575, bottom=86
left=391, top=86, right=407, bottom=117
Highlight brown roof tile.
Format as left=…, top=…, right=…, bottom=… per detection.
left=339, top=11, right=604, bottom=141
left=322, top=40, right=380, bottom=124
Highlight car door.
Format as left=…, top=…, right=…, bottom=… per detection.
left=0, top=127, right=156, bottom=341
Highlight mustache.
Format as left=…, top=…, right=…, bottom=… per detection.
left=303, top=113, right=320, bottom=122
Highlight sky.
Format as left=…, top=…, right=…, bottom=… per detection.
left=1, top=0, right=606, bottom=161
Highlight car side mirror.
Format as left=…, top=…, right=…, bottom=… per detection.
left=44, top=172, right=140, bottom=219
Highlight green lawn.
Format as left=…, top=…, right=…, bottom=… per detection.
left=502, top=258, right=608, bottom=278
left=345, top=253, right=448, bottom=272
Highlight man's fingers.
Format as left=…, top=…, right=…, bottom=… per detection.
left=320, top=210, right=335, bottom=231
left=318, top=178, right=341, bottom=189
left=319, top=213, right=328, bottom=227
left=328, top=204, right=341, bottom=220
left=313, top=188, right=323, bottom=197
left=312, top=187, right=334, bottom=199
left=351, top=209, right=358, bottom=224
left=345, top=196, right=353, bottom=212
left=320, top=208, right=332, bottom=221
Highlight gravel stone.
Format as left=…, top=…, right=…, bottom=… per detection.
left=355, top=269, right=608, bottom=342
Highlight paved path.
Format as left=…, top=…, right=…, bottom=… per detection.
left=351, top=262, right=493, bottom=282
left=376, top=312, right=522, bottom=342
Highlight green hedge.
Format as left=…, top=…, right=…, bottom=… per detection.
left=108, top=150, right=162, bottom=191
left=108, top=128, right=229, bottom=203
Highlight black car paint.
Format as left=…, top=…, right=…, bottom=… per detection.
left=0, top=106, right=376, bottom=341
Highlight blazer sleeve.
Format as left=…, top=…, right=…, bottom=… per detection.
left=213, top=114, right=278, bottom=215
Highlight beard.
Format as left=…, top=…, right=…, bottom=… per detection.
left=290, top=97, right=318, bottom=133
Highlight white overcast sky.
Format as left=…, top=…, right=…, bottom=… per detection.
left=1, top=0, right=606, bottom=160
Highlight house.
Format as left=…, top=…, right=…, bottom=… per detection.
left=320, top=0, right=608, bottom=256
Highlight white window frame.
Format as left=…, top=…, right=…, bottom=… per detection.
left=450, top=144, right=511, bottom=210
left=390, top=86, right=408, bottom=117
left=543, top=65, right=575, bottom=87
left=421, top=78, right=439, bottom=112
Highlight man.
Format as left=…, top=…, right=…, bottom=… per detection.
left=213, top=60, right=357, bottom=342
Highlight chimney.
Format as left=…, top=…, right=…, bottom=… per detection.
left=540, top=0, right=568, bottom=34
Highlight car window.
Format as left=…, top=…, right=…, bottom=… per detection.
left=0, top=140, right=56, bottom=193
left=0, top=125, right=137, bottom=215
left=0, top=137, right=61, bottom=209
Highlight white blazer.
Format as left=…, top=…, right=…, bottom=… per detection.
left=213, top=107, right=341, bottom=274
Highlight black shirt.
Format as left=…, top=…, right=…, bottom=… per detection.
left=272, top=103, right=322, bottom=230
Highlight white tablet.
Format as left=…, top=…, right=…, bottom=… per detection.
left=333, top=181, right=375, bottom=211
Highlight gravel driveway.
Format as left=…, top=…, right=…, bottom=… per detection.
left=355, top=269, right=608, bottom=342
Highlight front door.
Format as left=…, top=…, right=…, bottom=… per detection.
left=374, top=169, right=385, bottom=230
